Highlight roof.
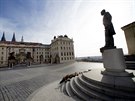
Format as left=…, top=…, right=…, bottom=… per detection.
left=121, top=21, right=135, bottom=30
left=0, top=41, right=50, bottom=46
left=1, top=32, right=6, bottom=41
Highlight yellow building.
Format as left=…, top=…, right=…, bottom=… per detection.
left=0, top=33, right=75, bottom=67
left=122, top=22, right=135, bottom=55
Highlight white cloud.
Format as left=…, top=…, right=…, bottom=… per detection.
left=0, top=0, right=134, bottom=56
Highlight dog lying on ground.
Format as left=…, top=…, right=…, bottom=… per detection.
left=59, top=69, right=91, bottom=84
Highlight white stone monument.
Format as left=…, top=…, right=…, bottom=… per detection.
left=101, top=48, right=134, bottom=77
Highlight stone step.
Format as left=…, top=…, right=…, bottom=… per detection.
left=78, top=75, right=104, bottom=94
left=74, top=76, right=114, bottom=101
left=60, top=70, right=135, bottom=101
left=82, top=73, right=114, bottom=88
left=82, top=73, right=135, bottom=93
left=69, top=77, right=93, bottom=101
left=78, top=75, right=135, bottom=99
left=61, top=82, right=68, bottom=95
left=65, top=81, right=74, bottom=97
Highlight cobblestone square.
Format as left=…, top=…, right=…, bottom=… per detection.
left=0, top=62, right=103, bottom=101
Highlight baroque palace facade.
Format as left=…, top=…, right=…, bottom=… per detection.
left=0, top=32, right=75, bottom=67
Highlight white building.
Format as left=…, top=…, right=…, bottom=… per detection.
left=51, top=35, right=75, bottom=63
left=0, top=33, right=75, bottom=67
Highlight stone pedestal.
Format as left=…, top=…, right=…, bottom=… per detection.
left=101, top=48, right=134, bottom=76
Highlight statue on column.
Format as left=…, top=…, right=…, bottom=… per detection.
left=100, top=9, right=116, bottom=52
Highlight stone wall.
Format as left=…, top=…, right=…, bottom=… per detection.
left=122, top=22, right=135, bottom=55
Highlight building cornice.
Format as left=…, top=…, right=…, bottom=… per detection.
left=121, top=21, right=135, bottom=30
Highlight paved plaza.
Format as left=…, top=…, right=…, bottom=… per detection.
left=0, top=62, right=103, bottom=101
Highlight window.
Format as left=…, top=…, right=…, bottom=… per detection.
left=72, top=52, right=74, bottom=55
left=61, top=52, right=63, bottom=56
left=67, top=52, right=68, bottom=56
left=64, top=52, right=66, bottom=56
left=1, top=56, right=3, bottom=60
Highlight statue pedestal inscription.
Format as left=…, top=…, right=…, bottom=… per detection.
left=101, top=48, right=134, bottom=77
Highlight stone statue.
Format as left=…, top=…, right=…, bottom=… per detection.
left=100, top=9, right=116, bottom=52
left=8, top=52, right=16, bottom=68
left=26, top=52, right=32, bottom=66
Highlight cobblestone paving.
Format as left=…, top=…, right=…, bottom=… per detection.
left=0, top=74, right=60, bottom=101
left=0, top=62, right=103, bottom=101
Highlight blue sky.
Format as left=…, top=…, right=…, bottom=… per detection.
left=0, top=0, right=135, bottom=57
